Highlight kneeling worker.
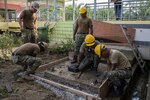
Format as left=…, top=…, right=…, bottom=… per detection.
left=12, top=42, right=47, bottom=79
left=94, top=44, right=132, bottom=96
left=77, top=34, right=100, bottom=77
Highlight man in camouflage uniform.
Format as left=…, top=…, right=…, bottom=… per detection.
left=94, top=44, right=132, bottom=96
left=77, top=34, right=100, bottom=76
left=19, top=2, right=40, bottom=43
left=71, top=6, right=93, bottom=63
left=11, top=42, right=47, bottom=80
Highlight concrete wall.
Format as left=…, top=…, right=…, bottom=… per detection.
left=134, top=28, right=150, bottom=60
left=134, top=29, right=150, bottom=43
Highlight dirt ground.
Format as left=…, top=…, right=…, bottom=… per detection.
left=0, top=53, right=67, bottom=100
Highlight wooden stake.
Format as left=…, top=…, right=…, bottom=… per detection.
left=37, top=56, right=69, bottom=72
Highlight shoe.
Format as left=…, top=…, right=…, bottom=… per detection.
left=68, top=64, right=79, bottom=73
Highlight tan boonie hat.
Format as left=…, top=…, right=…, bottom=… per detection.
left=31, top=2, right=40, bottom=10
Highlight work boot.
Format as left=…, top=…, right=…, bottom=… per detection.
left=71, top=56, right=77, bottom=64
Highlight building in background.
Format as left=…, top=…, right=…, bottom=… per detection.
left=0, top=1, right=23, bottom=21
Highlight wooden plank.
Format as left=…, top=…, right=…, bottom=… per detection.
left=44, top=71, right=98, bottom=94
left=31, top=74, right=101, bottom=100
left=37, top=56, right=69, bottom=72
left=98, top=78, right=109, bottom=99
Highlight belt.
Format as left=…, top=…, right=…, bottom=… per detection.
left=25, top=27, right=34, bottom=30
left=12, top=53, right=22, bottom=56
left=77, top=32, right=88, bottom=34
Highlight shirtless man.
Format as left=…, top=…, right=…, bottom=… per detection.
left=12, top=42, right=47, bottom=80
left=71, top=6, right=93, bottom=64
left=19, top=2, right=40, bottom=43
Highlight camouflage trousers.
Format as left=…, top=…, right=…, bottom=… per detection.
left=73, top=33, right=87, bottom=56
left=78, top=56, right=93, bottom=71
left=79, top=54, right=99, bottom=72
left=11, top=55, right=42, bottom=75
left=22, top=29, right=38, bottom=43
left=108, top=68, right=132, bottom=85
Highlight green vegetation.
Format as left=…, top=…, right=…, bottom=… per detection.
left=0, top=34, right=22, bottom=60
left=0, top=34, right=14, bottom=60
left=49, top=39, right=73, bottom=54
left=0, top=87, right=8, bottom=99
left=0, top=15, right=4, bottom=22
left=12, top=35, right=23, bottom=47
left=65, top=0, right=150, bottom=21
left=65, top=4, right=84, bottom=21
left=49, top=21, right=73, bottom=43
left=127, top=0, right=150, bottom=20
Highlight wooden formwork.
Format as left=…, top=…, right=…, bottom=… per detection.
left=31, top=74, right=102, bottom=100
left=32, top=56, right=114, bottom=100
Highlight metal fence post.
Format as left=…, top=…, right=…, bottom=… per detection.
left=107, top=0, right=110, bottom=21
left=94, top=0, right=97, bottom=20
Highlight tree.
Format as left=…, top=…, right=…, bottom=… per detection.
left=123, top=0, right=150, bottom=20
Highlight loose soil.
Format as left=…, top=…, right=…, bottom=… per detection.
left=0, top=53, right=67, bottom=100
left=0, top=50, right=143, bottom=100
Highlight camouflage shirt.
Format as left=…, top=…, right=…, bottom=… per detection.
left=109, top=49, right=131, bottom=69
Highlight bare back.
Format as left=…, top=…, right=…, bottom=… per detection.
left=19, top=10, right=37, bottom=29
left=76, top=17, right=92, bottom=33
left=13, top=43, right=40, bottom=56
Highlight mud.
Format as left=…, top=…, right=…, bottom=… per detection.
left=0, top=54, right=66, bottom=100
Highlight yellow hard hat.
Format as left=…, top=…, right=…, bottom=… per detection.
left=79, top=7, right=87, bottom=14
left=84, top=34, right=95, bottom=46
left=94, top=44, right=105, bottom=57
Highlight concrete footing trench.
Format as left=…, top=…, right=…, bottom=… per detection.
left=30, top=53, right=150, bottom=100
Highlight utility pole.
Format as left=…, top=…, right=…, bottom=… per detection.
left=46, top=0, right=49, bottom=21
left=73, top=0, right=75, bottom=20
left=54, top=0, right=57, bottom=21
left=93, top=0, right=96, bottom=20
left=107, top=0, right=110, bottom=21
left=63, top=0, right=65, bottom=21
left=4, top=0, right=9, bottom=22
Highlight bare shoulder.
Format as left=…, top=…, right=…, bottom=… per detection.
left=87, top=17, right=92, bottom=22
left=22, top=43, right=38, bottom=48
left=19, top=10, right=26, bottom=18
